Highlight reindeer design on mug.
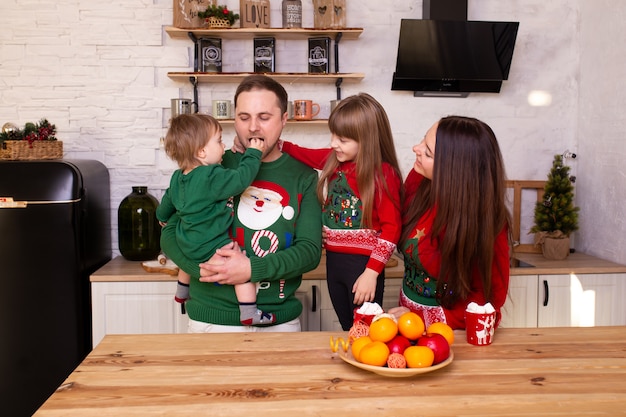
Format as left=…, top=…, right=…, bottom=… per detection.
left=476, top=315, right=495, bottom=345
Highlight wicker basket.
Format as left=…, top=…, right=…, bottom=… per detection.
left=0, top=140, right=63, bottom=160
left=206, top=16, right=231, bottom=28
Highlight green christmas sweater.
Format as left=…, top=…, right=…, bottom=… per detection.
left=161, top=151, right=322, bottom=325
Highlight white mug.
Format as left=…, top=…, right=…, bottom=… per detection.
left=212, top=100, right=232, bottom=120
left=330, top=99, right=341, bottom=113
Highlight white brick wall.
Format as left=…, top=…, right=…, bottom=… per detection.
left=1, top=0, right=625, bottom=264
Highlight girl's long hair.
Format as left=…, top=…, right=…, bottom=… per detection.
left=317, top=93, right=402, bottom=228
left=400, top=116, right=511, bottom=308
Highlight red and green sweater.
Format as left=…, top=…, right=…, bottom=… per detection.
left=282, top=141, right=402, bottom=273
left=401, top=169, right=510, bottom=329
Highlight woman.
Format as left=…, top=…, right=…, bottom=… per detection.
left=399, top=116, right=512, bottom=330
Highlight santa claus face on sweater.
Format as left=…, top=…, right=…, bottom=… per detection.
left=237, top=183, right=294, bottom=230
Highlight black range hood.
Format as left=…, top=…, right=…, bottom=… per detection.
left=391, top=0, right=519, bottom=97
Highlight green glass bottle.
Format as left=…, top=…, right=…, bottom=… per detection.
left=118, top=186, right=161, bottom=261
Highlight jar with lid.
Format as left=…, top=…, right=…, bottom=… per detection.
left=118, top=186, right=161, bottom=261
left=282, top=0, right=302, bottom=28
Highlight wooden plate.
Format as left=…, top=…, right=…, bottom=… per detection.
left=338, top=349, right=453, bottom=377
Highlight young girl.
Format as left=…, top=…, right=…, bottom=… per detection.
left=280, top=93, right=403, bottom=330
left=157, top=114, right=275, bottom=326
left=399, top=115, right=512, bottom=329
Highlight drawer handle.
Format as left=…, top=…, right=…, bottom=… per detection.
left=311, top=285, right=318, bottom=312
left=543, top=280, right=549, bottom=307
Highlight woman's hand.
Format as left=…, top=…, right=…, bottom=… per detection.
left=199, top=242, right=251, bottom=285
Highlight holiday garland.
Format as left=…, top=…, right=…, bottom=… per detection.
left=198, top=4, right=240, bottom=25
left=0, top=119, right=57, bottom=145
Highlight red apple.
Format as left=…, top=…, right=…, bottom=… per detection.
left=386, top=334, right=412, bottom=355
left=416, top=333, right=450, bottom=364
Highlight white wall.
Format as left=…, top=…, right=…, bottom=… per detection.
left=577, top=0, right=626, bottom=263
left=0, top=0, right=624, bottom=264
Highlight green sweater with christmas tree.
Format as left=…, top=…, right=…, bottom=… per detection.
left=161, top=150, right=322, bottom=326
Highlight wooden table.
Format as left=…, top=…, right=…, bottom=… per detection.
left=35, top=327, right=626, bottom=416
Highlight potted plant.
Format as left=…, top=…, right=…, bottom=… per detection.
left=530, top=154, right=580, bottom=260
left=198, top=4, right=240, bottom=28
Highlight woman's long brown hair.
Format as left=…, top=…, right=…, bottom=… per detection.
left=400, top=116, right=511, bottom=308
left=317, top=93, right=402, bottom=228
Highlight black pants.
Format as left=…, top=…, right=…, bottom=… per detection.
left=326, top=251, right=385, bottom=330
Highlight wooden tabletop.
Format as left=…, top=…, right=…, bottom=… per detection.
left=35, top=327, right=626, bottom=416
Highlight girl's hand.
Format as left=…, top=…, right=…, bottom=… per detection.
left=352, top=268, right=379, bottom=305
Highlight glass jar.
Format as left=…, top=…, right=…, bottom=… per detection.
left=118, top=186, right=161, bottom=261
left=282, top=0, right=302, bottom=28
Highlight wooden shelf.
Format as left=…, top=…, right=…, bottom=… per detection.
left=167, top=72, right=364, bottom=83
left=165, top=26, right=363, bottom=40
left=216, top=119, right=329, bottom=126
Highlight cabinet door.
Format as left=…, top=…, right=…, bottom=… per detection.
left=92, top=281, right=188, bottom=346
left=296, top=280, right=322, bottom=331
left=538, top=273, right=626, bottom=327
left=500, top=275, right=539, bottom=328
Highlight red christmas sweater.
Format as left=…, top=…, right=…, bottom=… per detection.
left=282, top=141, right=402, bottom=273
left=401, top=169, right=510, bottom=329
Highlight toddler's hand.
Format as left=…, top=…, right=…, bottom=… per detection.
left=248, top=137, right=265, bottom=152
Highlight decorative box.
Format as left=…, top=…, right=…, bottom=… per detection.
left=197, top=37, right=222, bottom=73
left=173, top=0, right=208, bottom=29
left=254, top=37, right=275, bottom=73
left=312, top=0, right=346, bottom=29
left=308, top=37, right=330, bottom=73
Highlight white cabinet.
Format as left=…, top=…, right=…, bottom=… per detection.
left=500, top=273, right=626, bottom=328
left=299, top=277, right=404, bottom=332
left=297, top=280, right=322, bottom=331
left=500, top=275, right=539, bottom=328
left=537, top=273, right=626, bottom=327
left=91, top=281, right=188, bottom=346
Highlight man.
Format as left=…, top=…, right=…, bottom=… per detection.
left=161, top=74, right=322, bottom=332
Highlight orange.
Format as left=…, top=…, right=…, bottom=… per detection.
left=403, top=346, right=435, bottom=368
left=397, top=312, right=425, bottom=340
left=358, top=341, right=390, bottom=367
left=350, top=336, right=372, bottom=361
left=368, top=317, right=398, bottom=343
left=426, top=322, right=455, bottom=346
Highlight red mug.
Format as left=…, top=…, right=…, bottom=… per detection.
left=465, top=311, right=496, bottom=346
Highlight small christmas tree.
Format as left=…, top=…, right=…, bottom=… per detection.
left=531, top=154, right=580, bottom=236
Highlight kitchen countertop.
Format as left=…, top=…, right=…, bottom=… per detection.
left=34, top=327, right=626, bottom=416
left=90, top=254, right=405, bottom=282
left=91, top=252, right=626, bottom=284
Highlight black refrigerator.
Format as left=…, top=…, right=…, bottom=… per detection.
left=0, top=159, right=111, bottom=416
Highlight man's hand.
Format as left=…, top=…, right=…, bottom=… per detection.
left=199, top=242, right=252, bottom=285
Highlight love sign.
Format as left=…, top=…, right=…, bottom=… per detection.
left=240, top=0, right=271, bottom=28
